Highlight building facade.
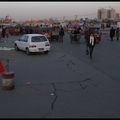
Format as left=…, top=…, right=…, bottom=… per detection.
left=98, top=7, right=117, bottom=20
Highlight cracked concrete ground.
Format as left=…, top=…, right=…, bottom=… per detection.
left=0, top=30, right=120, bottom=118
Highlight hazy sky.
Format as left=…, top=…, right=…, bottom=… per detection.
left=0, top=2, right=120, bottom=21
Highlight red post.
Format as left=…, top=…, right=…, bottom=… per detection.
left=0, top=60, right=5, bottom=74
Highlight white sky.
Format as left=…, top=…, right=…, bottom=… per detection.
left=0, top=2, right=120, bottom=21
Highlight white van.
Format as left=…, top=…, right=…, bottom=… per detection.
left=14, top=34, right=50, bottom=55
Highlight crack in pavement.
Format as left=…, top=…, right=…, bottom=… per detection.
left=79, top=78, right=94, bottom=90
left=56, top=54, right=83, bottom=75
left=69, top=60, right=76, bottom=65
left=56, top=78, right=101, bottom=92
left=17, top=78, right=100, bottom=95
left=9, top=78, right=101, bottom=118
left=59, top=54, right=66, bottom=59
left=58, top=57, right=83, bottom=74
left=66, top=60, right=76, bottom=68
left=79, top=83, right=88, bottom=90
left=51, top=83, right=58, bottom=111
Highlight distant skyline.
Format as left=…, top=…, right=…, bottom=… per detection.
left=0, top=2, right=120, bottom=21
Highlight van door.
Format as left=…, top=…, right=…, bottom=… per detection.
left=22, top=35, right=29, bottom=51
left=17, top=35, right=25, bottom=50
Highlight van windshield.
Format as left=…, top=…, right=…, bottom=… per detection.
left=31, top=36, right=48, bottom=42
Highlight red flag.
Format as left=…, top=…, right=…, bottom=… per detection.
left=0, top=60, right=5, bottom=74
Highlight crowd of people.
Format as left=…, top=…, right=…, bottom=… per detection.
left=0, top=25, right=65, bottom=42
left=83, top=26, right=120, bottom=59
left=69, top=27, right=82, bottom=43
left=110, top=27, right=120, bottom=41
left=0, top=24, right=120, bottom=60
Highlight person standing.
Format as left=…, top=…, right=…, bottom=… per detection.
left=73, top=27, right=80, bottom=43
left=59, top=27, right=64, bottom=42
left=73, top=28, right=78, bottom=41
left=110, top=27, right=115, bottom=41
left=116, top=27, right=119, bottom=41
left=0, top=59, right=5, bottom=74
left=0, top=31, right=2, bottom=42
left=84, top=27, right=90, bottom=55
left=5, top=28, right=9, bottom=38
left=2, top=28, right=5, bottom=38
left=88, top=33, right=96, bottom=59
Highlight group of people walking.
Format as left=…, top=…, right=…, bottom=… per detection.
left=84, top=26, right=120, bottom=60
left=0, top=28, right=10, bottom=42
left=0, top=25, right=119, bottom=60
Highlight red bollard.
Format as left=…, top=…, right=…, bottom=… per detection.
left=2, top=72, right=15, bottom=90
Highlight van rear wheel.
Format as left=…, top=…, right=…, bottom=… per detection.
left=14, top=44, right=19, bottom=51
left=44, top=51, right=49, bottom=54
left=26, top=48, right=30, bottom=55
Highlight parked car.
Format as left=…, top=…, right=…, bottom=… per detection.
left=14, top=34, right=50, bottom=55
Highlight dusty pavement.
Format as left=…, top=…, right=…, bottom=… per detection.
left=0, top=30, right=120, bottom=118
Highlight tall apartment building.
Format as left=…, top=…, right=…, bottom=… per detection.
left=98, top=7, right=117, bottom=20
left=98, top=8, right=108, bottom=20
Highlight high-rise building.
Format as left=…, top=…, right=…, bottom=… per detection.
left=116, top=13, right=120, bottom=19
left=98, top=8, right=108, bottom=20
left=107, top=8, right=116, bottom=20
left=98, top=7, right=117, bottom=20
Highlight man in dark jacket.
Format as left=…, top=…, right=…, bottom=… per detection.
left=2, top=28, right=5, bottom=38
left=110, top=27, right=115, bottom=41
